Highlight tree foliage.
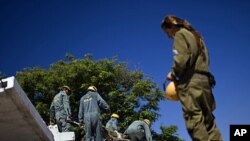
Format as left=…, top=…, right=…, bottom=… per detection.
left=16, top=53, right=184, bottom=141
left=153, top=125, right=185, bottom=141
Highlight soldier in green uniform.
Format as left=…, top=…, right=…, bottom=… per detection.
left=161, top=15, right=222, bottom=141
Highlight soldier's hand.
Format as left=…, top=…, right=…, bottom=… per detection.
left=167, top=72, right=174, bottom=81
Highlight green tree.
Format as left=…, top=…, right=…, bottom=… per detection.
left=16, top=53, right=184, bottom=141
left=153, top=125, right=185, bottom=141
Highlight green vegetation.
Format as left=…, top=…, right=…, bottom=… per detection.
left=16, top=53, right=184, bottom=141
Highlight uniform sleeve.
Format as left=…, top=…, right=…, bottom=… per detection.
left=141, top=122, right=152, bottom=141
left=171, top=32, right=191, bottom=78
left=49, top=102, right=55, bottom=119
left=105, top=119, right=111, bottom=128
left=78, top=98, right=84, bottom=123
left=62, top=94, right=71, bottom=116
left=124, top=128, right=128, bottom=135
left=97, top=94, right=110, bottom=112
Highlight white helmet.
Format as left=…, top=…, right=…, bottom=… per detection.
left=87, top=86, right=97, bottom=92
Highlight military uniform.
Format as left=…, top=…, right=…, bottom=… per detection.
left=171, top=28, right=222, bottom=141
left=124, top=120, right=152, bottom=141
left=78, top=91, right=110, bottom=141
left=50, top=90, right=72, bottom=132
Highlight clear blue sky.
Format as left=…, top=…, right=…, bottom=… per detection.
left=1, top=0, right=250, bottom=141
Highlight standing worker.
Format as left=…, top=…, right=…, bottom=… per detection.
left=123, top=119, right=152, bottom=141
left=161, top=15, right=222, bottom=141
left=50, top=85, right=72, bottom=132
left=78, top=86, right=110, bottom=141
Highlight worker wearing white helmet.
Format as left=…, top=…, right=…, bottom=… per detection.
left=78, top=85, right=110, bottom=141
left=87, top=85, right=98, bottom=92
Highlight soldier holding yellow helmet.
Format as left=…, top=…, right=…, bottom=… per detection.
left=161, top=15, right=222, bottom=141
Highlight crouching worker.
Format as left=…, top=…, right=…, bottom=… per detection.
left=106, top=113, right=122, bottom=139
left=124, top=119, right=152, bottom=141
left=78, top=86, right=110, bottom=141
left=50, top=85, right=72, bottom=132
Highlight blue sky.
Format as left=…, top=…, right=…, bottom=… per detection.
left=1, top=0, right=250, bottom=140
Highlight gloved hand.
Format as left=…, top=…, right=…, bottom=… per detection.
left=79, top=123, right=84, bottom=128
left=117, top=133, right=122, bottom=139
left=122, top=134, right=128, bottom=139
left=50, top=119, right=56, bottom=125
left=114, top=130, right=122, bottom=139
left=66, top=115, right=72, bottom=121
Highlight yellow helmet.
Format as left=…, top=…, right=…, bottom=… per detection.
left=87, top=86, right=97, bottom=92
left=111, top=113, right=119, bottom=118
left=144, top=119, right=151, bottom=125
left=165, top=81, right=179, bottom=101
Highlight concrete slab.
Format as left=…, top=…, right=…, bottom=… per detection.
left=0, top=76, right=54, bottom=141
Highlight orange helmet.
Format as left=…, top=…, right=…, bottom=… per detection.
left=165, top=81, right=179, bottom=101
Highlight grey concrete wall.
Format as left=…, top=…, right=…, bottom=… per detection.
left=0, top=76, right=54, bottom=141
